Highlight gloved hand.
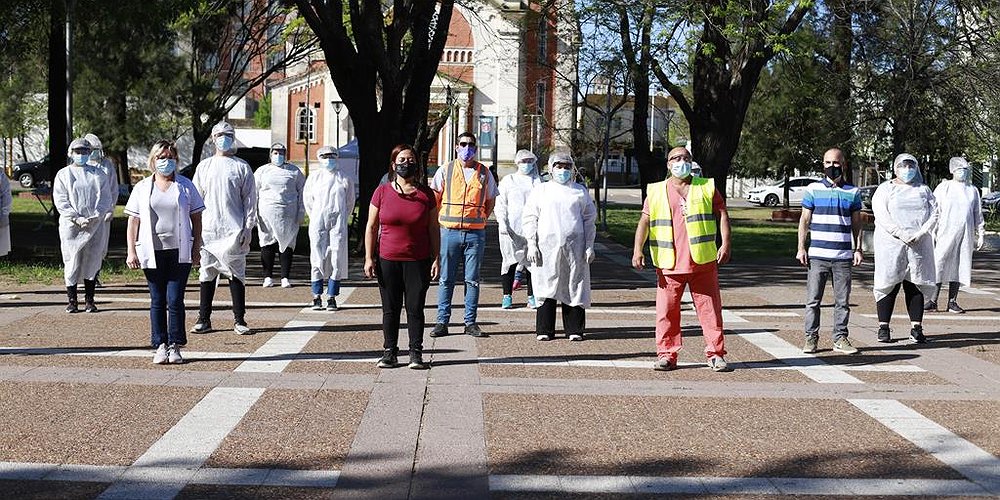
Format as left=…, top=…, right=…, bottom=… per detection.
left=104, top=212, right=113, bottom=222
left=73, top=216, right=90, bottom=228
left=905, top=228, right=926, bottom=245
left=239, top=228, right=252, bottom=246
left=585, top=247, right=595, bottom=264
left=894, top=229, right=913, bottom=244
left=526, top=239, right=542, bottom=266
left=977, top=232, right=985, bottom=251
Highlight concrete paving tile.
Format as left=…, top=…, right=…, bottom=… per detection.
left=218, top=372, right=278, bottom=388
left=849, top=370, right=951, bottom=385
left=97, top=479, right=187, bottom=500
left=262, top=468, right=339, bottom=488
left=483, top=393, right=966, bottom=479
left=906, top=400, right=1000, bottom=458
left=264, top=372, right=328, bottom=390
left=177, top=484, right=340, bottom=499
left=205, top=389, right=367, bottom=470
left=630, top=475, right=707, bottom=494
left=0, top=479, right=109, bottom=499
left=0, top=461, right=58, bottom=479
left=285, top=360, right=380, bottom=375
left=189, top=467, right=269, bottom=485
left=46, top=464, right=127, bottom=482
left=479, top=364, right=808, bottom=382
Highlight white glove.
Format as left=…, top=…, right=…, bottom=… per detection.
left=585, top=247, right=595, bottom=264
left=977, top=232, right=985, bottom=251
left=240, top=229, right=252, bottom=246
left=526, top=240, right=542, bottom=266
left=103, top=212, right=113, bottom=222
left=73, top=216, right=90, bottom=228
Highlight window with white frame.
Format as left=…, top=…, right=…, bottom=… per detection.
left=296, top=105, right=315, bottom=142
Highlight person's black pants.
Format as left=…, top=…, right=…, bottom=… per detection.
left=377, top=258, right=431, bottom=352
left=500, top=264, right=532, bottom=296
left=876, top=280, right=923, bottom=323
left=260, top=242, right=294, bottom=279
left=198, top=277, right=246, bottom=324
left=536, top=298, right=585, bottom=336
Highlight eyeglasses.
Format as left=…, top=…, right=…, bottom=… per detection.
left=458, top=141, right=476, bottom=147
left=71, top=149, right=91, bottom=154
left=395, top=158, right=417, bottom=165
left=552, top=162, right=572, bottom=168
left=319, top=154, right=336, bottom=159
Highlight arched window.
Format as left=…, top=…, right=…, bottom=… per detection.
left=296, top=105, right=315, bottom=142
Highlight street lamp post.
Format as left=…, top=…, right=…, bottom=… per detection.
left=331, top=100, right=343, bottom=149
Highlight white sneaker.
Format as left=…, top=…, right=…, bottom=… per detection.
left=167, top=344, right=184, bottom=364
left=536, top=334, right=552, bottom=341
left=234, top=322, right=252, bottom=335
left=281, top=278, right=292, bottom=288
left=152, top=344, right=168, bottom=364
left=262, top=277, right=274, bottom=288
left=568, top=334, right=584, bottom=341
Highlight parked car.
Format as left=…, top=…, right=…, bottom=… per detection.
left=858, top=185, right=878, bottom=209
left=11, top=155, right=54, bottom=188
left=982, top=191, right=1000, bottom=220
left=745, top=176, right=822, bottom=207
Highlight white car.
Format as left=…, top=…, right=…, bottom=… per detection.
left=746, top=176, right=822, bottom=207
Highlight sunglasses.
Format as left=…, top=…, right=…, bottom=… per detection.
left=458, top=141, right=476, bottom=147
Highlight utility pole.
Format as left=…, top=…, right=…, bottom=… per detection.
left=598, top=71, right=612, bottom=231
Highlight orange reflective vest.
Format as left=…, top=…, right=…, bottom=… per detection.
left=439, top=159, right=489, bottom=230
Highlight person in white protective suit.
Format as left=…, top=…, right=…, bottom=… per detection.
left=495, top=149, right=543, bottom=309
left=926, top=157, right=985, bottom=314
left=191, top=121, right=257, bottom=335
left=304, top=145, right=355, bottom=311
left=53, top=138, right=114, bottom=313
left=871, top=153, right=939, bottom=344
left=255, top=142, right=305, bottom=289
left=84, top=133, right=119, bottom=288
left=0, top=169, right=11, bottom=258
left=521, top=150, right=597, bottom=341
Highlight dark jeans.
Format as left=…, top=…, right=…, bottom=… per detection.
left=536, top=298, right=585, bottom=336
left=501, top=264, right=533, bottom=296
left=260, top=242, right=293, bottom=279
left=143, top=249, right=192, bottom=347
left=804, top=258, right=852, bottom=340
left=876, top=280, right=924, bottom=323
left=378, top=258, right=432, bottom=352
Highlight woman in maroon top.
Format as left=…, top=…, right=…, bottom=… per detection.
left=364, top=144, right=440, bottom=369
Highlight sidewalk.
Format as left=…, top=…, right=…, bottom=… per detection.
left=1, top=222, right=999, bottom=499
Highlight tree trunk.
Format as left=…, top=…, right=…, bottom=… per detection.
left=111, top=78, right=129, bottom=186
left=830, top=0, right=854, bottom=177
left=47, top=0, right=67, bottom=185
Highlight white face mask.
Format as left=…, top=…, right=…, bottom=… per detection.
left=272, top=153, right=285, bottom=165
left=552, top=168, right=573, bottom=184
left=897, top=166, right=917, bottom=183
left=72, top=153, right=90, bottom=166
left=321, top=158, right=337, bottom=171
left=215, top=135, right=234, bottom=151
left=517, top=161, right=535, bottom=174
left=953, top=168, right=969, bottom=182
left=671, top=161, right=692, bottom=179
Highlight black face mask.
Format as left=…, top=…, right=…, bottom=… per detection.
left=825, top=167, right=843, bottom=181
left=394, top=163, right=416, bottom=179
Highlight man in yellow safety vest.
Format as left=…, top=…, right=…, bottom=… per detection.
left=632, top=146, right=733, bottom=372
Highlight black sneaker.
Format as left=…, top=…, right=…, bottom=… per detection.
left=377, top=348, right=398, bottom=368
left=429, top=323, right=449, bottom=338
left=464, top=323, right=487, bottom=338
left=190, top=319, right=212, bottom=334
left=910, top=325, right=927, bottom=344
left=311, top=297, right=323, bottom=311
left=84, top=301, right=99, bottom=313
left=65, top=302, right=79, bottom=314
left=408, top=350, right=429, bottom=370
left=326, top=297, right=338, bottom=311
left=947, top=302, right=965, bottom=314
left=923, top=301, right=938, bottom=312
left=877, top=325, right=893, bottom=343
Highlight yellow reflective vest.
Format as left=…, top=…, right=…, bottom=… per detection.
left=439, top=160, right=489, bottom=230
left=646, top=177, right=718, bottom=269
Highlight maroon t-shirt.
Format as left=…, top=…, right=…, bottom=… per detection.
left=371, top=183, right=436, bottom=261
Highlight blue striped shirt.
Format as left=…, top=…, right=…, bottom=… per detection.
left=801, top=180, right=861, bottom=261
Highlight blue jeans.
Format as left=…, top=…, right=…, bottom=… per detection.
left=437, top=228, right=485, bottom=325
left=311, top=279, right=340, bottom=296
left=804, top=258, right=852, bottom=340
left=143, top=249, right=192, bottom=347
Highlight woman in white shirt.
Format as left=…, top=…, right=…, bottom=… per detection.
left=125, top=141, right=205, bottom=364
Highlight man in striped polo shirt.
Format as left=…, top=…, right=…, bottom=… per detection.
left=796, top=148, right=864, bottom=355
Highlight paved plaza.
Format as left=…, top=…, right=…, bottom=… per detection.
left=1, top=224, right=999, bottom=499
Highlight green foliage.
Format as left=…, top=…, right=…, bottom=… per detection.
left=254, top=93, right=272, bottom=129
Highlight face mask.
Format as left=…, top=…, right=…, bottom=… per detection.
left=72, top=153, right=90, bottom=166
left=90, top=150, right=103, bottom=163
left=321, top=158, right=337, bottom=171
left=824, top=166, right=843, bottom=181
left=394, top=163, right=416, bottom=179
left=155, top=158, right=177, bottom=175
left=457, top=145, right=476, bottom=162
left=272, top=154, right=285, bottom=165
left=215, top=135, right=234, bottom=151
left=552, top=168, right=573, bottom=184
left=897, top=167, right=917, bottom=183
left=954, top=168, right=969, bottom=182
left=671, top=161, right=692, bottom=179
left=518, top=162, right=535, bottom=174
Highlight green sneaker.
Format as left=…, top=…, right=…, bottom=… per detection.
left=833, top=337, right=859, bottom=355
left=803, top=336, right=819, bottom=354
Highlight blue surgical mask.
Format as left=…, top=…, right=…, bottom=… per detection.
left=552, top=168, right=573, bottom=184
left=954, top=168, right=969, bottom=182
left=671, top=161, right=692, bottom=179
left=322, top=158, right=337, bottom=171
left=90, top=150, right=103, bottom=163
left=518, top=162, right=535, bottom=174
left=898, top=167, right=917, bottom=183
left=272, top=154, right=285, bottom=165
left=155, top=158, right=177, bottom=175
left=215, top=135, right=234, bottom=151
left=72, top=153, right=90, bottom=166
left=457, top=145, right=476, bottom=162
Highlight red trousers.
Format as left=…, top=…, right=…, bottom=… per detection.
left=655, top=267, right=727, bottom=361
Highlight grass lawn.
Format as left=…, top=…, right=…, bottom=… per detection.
left=603, top=204, right=800, bottom=262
